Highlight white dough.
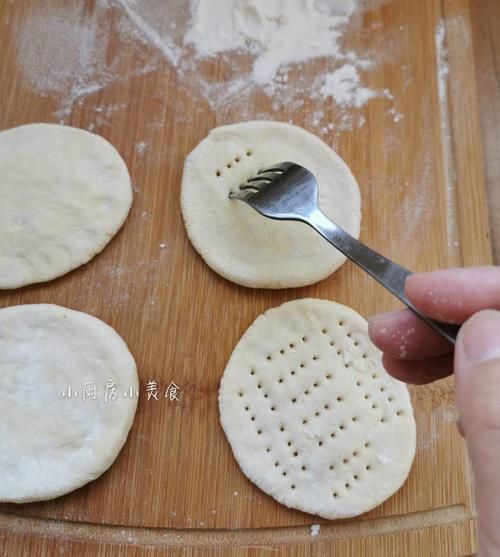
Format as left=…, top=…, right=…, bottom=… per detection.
left=0, top=304, right=138, bottom=503
left=181, top=121, right=361, bottom=289
left=0, top=124, right=132, bottom=289
left=219, top=299, right=416, bottom=519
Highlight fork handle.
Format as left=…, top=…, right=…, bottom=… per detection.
left=306, top=209, right=460, bottom=344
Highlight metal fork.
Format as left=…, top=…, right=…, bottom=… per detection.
left=229, top=161, right=459, bottom=344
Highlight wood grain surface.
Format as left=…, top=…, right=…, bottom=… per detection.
left=471, top=0, right=500, bottom=263
left=0, top=0, right=494, bottom=555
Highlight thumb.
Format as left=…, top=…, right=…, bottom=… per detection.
left=455, top=310, right=500, bottom=556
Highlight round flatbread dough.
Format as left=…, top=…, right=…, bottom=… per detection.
left=181, top=121, right=360, bottom=289
left=0, top=304, right=138, bottom=503
left=0, top=124, right=132, bottom=289
left=219, top=299, right=416, bottom=519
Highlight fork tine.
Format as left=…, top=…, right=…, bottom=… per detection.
left=252, top=171, right=281, bottom=181
left=240, top=180, right=271, bottom=190
left=241, top=167, right=289, bottom=187
left=229, top=161, right=296, bottom=200
left=228, top=187, right=257, bottom=200
left=245, top=176, right=272, bottom=184
left=258, top=168, right=284, bottom=174
left=258, top=162, right=293, bottom=173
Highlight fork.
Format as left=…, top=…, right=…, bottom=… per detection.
left=229, top=161, right=459, bottom=344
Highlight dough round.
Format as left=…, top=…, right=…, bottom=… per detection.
left=0, top=124, right=132, bottom=289
left=219, top=299, right=416, bottom=519
left=0, top=304, right=138, bottom=503
left=181, top=121, right=360, bottom=289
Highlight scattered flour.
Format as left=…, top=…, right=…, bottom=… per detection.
left=376, top=450, right=391, bottom=465
left=318, top=65, right=376, bottom=108
left=114, top=0, right=183, bottom=65
left=388, top=107, right=404, bottom=123
left=185, top=0, right=356, bottom=86
left=11, top=0, right=401, bottom=131
left=435, top=18, right=459, bottom=257
left=15, top=4, right=112, bottom=97
left=135, top=141, right=148, bottom=156
left=435, top=22, right=449, bottom=109
left=15, top=2, right=115, bottom=119
left=443, top=405, right=459, bottom=423
left=310, top=524, right=321, bottom=537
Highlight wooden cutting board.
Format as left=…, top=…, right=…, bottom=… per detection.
left=0, top=0, right=492, bottom=555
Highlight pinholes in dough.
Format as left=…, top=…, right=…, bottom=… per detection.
left=219, top=299, right=416, bottom=519
left=181, top=121, right=361, bottom=288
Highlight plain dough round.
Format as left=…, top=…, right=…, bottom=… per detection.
left=181, top=121, right=360, bottom=289
left=0, top=304, right=138, bottom=503
left=219, top=299, right=416, bottom=519
left=0, top=124, right=132, bottom=289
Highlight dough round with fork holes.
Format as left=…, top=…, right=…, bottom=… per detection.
left=181, top=121, right=361, bottom=288
left=219, top=299, right=416, bottom=519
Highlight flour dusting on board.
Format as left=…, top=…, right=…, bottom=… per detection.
left=317, top=64, right=377, bottom=108
left=310, top=524, right=321, bottom=537
left=184, top=0, right=357, bottom=87
left=15, top=3, right=114, bottom=118
left=435, top=18, right=459, bottom=256
left=16, top=5, right=109, bottom=94
left=12, top=0, right=401, bottom=132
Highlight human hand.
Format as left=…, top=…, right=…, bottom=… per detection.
left=368, top=267, right=500, bottom=557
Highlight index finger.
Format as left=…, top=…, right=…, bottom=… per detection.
left=405, top=266, right=500, bottom=324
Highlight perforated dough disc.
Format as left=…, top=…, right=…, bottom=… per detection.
left=0, top=304, right=138, bottom=503
left=181, top=121, right=360, bottom=288
left=0, top=124, right=132, bottom=289
left=219, top=299, right=416, bottom=519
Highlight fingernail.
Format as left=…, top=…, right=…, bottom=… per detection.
left=461, top=310, right=500, bottom=364
left=368, top=311, right=400, bottom=328
left=368, top=312, right=398, bottom=341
